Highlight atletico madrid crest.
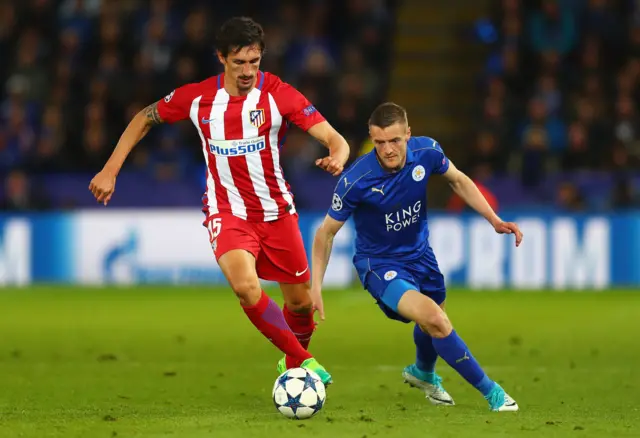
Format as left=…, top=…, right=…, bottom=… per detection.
left=249, top=109, right=265, bottom=128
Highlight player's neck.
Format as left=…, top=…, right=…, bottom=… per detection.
left=223, top=73, right=256, bottom=97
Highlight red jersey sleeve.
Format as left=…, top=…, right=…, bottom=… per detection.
left=156, top=84, right=197, bottom=124
left=272, top=80, right=326, bottom=131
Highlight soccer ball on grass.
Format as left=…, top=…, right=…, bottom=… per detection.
left=272, top=367, right=326, bottom=419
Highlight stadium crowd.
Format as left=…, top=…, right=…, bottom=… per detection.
left=0, top=0, right=395, bottom=210
left=5, top=0, right=638, bottom=213
left=473, top=0, right=640, bottom=210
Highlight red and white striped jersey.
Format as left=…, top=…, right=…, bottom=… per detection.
left=156, top=71, right=325, bottom=222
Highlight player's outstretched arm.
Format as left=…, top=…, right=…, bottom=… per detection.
left=89, top=102, right=165, bottom=205
left=308, top=121, right=351, bottom=176
left=442, top=161, right=523, bottom=247
left=311, top=215, right=346, bottom=320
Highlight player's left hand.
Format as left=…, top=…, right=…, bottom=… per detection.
left=494, top=221, right=523, bottom=247
left=310, top=286, right=325, bottom=322
left=315, top=155, right=345, bottom=176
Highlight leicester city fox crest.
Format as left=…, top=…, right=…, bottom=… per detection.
left=249, top=109, right=265, bottom=128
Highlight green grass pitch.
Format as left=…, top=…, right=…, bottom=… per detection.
left=0, top=286, right=639, bottom=438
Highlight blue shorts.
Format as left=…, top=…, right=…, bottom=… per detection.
left=353, top=254, right=446, bottom=323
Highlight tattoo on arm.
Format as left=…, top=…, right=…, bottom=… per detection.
left=143, top=102, right=163, bottom=125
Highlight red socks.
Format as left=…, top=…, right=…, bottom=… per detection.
left=283, top=305, right=316, bottom=368
left=241, top=291, right=312, bottom=364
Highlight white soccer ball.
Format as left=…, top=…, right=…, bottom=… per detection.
left=272, top=367, right=326, bottom=419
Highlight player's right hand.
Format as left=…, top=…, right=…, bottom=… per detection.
left=494, top=220, right=523, bottom=247
left=310, top=287, right=325, bottom=322
left=89, top=169, right=117, bottom=206
left=315, top=156, right=345, bottom=176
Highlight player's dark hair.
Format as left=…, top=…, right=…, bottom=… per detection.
left=216, top=17, right=265, bottom=57
left=368, top=102, right=408, bottom=128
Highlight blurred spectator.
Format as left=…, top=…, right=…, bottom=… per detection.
left=520, top=126, right=549, bottom=188
left=556, top=181, right=585, bottom=211
left=1, top=169, right=50, bottom=211
left=0, top=102, right=37, bottom=171
left=7, top=29, right=49, bottom=103
left=609, top=139, right=638, bottom=170
left=614, top=94, right=640, bottom=147
left=611, top=177, right=640, bottom=208
left=561, top=122, right=592, bottom=171
left=520, top=97, right=566, bottom=151
left=533, top=73, right=562, bottom=117
left=582, top=0, right=625, bottom=55
left=528, top=0, right=577, bottom=56
left=468, top=130, right=506, bottom=175
left=30, top=104, right=68, bottom=172
left=573, top=97, right=609, bottom=150
left=474, top=0, right=640, bottom=210
left=480, top=96, right=508, bottom=141
left=627, top=25, right=640, bottom=60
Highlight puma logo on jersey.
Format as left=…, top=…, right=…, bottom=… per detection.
left=371, top=186, right=385, bottom=195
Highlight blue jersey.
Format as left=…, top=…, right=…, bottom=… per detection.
left=327, top=136, right=450, bottom=261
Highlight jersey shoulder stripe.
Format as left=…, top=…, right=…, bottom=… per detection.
left=408, top=136, right=441, bottom=152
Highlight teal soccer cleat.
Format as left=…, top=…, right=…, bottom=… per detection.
left=485, top=384, right=519, bottom=412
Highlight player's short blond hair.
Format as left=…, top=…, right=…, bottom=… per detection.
left=368, top=102, right=408, bottom=129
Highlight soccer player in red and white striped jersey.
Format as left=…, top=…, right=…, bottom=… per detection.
left=89, top=17, right=350, bottom=385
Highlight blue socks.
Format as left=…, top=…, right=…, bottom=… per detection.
left=431, top=329, right=496, bottom=396
left=413, top=323, right=437, bottom=373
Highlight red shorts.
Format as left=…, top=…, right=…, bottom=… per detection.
left=203, top=212, right=310, bottom=283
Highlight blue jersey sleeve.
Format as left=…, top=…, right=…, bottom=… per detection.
left=422, top=138, right=450, bottom=175
left=327, top=174, right=362, bottom=222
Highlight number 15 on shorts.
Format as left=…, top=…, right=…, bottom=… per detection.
left=207, top=218, right=222, bottom=252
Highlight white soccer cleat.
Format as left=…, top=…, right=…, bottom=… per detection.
left=402, top=365, right=455, bottom=406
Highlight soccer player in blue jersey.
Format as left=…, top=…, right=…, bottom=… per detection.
left=310, top=102, right=523, bottom=412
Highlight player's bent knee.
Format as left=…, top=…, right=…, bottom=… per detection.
left=285, top=293, right=312, bottom=313
left=229, top=278, right=262, bottom=306
left=419, top=309, right=453, bottom=339
left=281, top=283, right=312, bottom=313
left=287, top=300, right=313, bottom=314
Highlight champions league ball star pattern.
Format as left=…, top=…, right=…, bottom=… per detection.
left=272, top=368, right=326, bottom=419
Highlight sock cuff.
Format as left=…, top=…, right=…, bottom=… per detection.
left=242, top=290, right=269, bottom=313
left=443, top=329, right=456, bottom=339
left=431, top=329, right=457, bottom=347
